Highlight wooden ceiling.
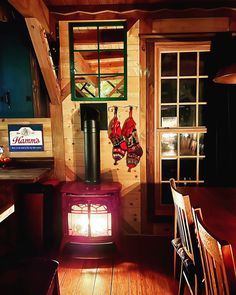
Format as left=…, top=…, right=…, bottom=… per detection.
left=41, top=0, right=236, bottom=24
left=43, top=0, right=236, bottom=14
left=44, top=0, right=236, bottom=10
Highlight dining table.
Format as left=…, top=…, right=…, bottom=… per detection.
left=0, top=167, right=52, bottom=223
left=180, top=186, right=236, bottom=259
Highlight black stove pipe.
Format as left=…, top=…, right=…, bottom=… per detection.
left=83, top=108, right=100, bottom=184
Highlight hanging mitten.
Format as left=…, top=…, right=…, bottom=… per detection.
left=122, top=107, right=143, bottom=172
left=108, top=107, right=127, bottom=165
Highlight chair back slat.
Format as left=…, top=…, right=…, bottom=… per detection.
left=178, top=208, right=192, bottom=256
left=170, top=178, right=204, bottom=294
left=193, top=208, right=236, bottom=295
left=170, top=179, right=195, bottom=260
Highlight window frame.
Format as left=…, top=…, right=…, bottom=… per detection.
left=154, top=41, right=210, bottom=216
left=69, top=21, right=128, bottom=101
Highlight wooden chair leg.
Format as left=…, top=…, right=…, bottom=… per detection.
left=195, top=274, right=203, bottom=295
left=178, top=262, right=185, bottom=295
left=51, top=273, right=60, bottom=295
left=174, top=249, right=177, bottom=278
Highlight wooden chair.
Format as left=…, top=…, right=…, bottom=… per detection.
left=0, top=257, right=60, bottom=295
left=193, top=208, right=236, bottom=295
left=170, top=178, right=203, bottom=295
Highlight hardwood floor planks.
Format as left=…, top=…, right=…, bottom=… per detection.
left=56, top=236, right=179, bottom=294
left=75, top=259, right=98, bottom=295
left=59, top=258, right=84, bottom=295
left=57, top=257, right=178, bottom=295
left=110, top=259, right=131, bottom=295
left=93, top=259, right=113, bottom=295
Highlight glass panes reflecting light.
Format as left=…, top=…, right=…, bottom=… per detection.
left=159, top=131, right=206, bottom=185
left=157, top=44, right=209, bottom=211
left=199, top=133, right=205, bottom=155
left=161, top=106, right=177, bottom=127
left=180, top=133, right=197, bottom=156
left=161, top=133, right=177, bottom=156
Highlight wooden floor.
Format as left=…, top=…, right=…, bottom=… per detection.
left=56, top=236, right=179, bottom=295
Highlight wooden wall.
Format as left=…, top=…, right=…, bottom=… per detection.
left=0, top=118, right=52, bottom=158
left=59, top=20, right=142, bottom=233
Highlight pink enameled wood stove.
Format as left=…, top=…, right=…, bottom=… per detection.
left=60, top=181, right=121, bottom=251
left=60, top=106, right=121, bottom=252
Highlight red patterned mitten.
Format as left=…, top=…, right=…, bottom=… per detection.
left=122, top=109, right=143, bottom=171
left=108, top=111, right=127, bottom=165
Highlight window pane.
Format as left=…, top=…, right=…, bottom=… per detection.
left=199, top=52, right=209, bottom=75
left=100, top=76, right=124, bottom=97
left=199, top=133, right=205, bottom=155
left=74, top=51, right=98, bottom=74
left=73, top=26, right=98, bottom=50
left=75, top=77, right=98, bottom=97
left=199, top=158, right=205, bottom=180
left=99, top=50, right=124, bottom=74
left=180, top=159, right=196, bottom=181
left=179, top=79, right=196, bottom=102
left=180, top=52, right=197, bottom=76
left=161, top=106, right=177, bottom=127
left=161, top=79, right=177, bottom=103
left=180, top=133, right=197, bottom=156
left=199, top=78, right=207, bottom=102
left=161, top=133, right=177, bottom=156
left=179, top=105, right=196, bottom=127
left=161, top=183, right=173, bottom=204
left=162, top=159, right=177, bottom=180
left=198, top=105, right=207, bottom=126
left=99, top=27, right=124, bottom=49
left=161, top=53, right=177, bottom=76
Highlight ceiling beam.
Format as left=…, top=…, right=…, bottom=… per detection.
left=8, top=0, right=50, bottom=33
left=26, top=17, right=61, bottom=105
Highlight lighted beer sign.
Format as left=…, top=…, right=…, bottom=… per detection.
left=8, top=124, right=44, bottom=152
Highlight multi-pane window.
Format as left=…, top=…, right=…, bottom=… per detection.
left=69, top=21, right=127, bottom=101
left=154, top=42, right=210, bottom=215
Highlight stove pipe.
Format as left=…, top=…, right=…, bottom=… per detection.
left=83, top=108, right=100, bottom=184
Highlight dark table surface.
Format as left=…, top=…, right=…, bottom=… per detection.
left=180, top=186, right=236, bottom=259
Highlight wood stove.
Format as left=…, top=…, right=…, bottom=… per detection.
left=60, top=181, right=121, bottom=251
left=60, top=105, right=121, bottom=252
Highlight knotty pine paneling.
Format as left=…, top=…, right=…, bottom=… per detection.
left=59, top=20, right=142, bottom=233
left=0, top=118, right=52, bottom=158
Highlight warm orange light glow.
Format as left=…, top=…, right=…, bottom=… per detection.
left=68, top=212, right=89, bottom=236
left=68, top=204, right=112, bottom=237
left=90, top=213, right=112, bottom=236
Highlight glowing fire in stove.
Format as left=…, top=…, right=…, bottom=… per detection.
left=68, top=203, right=112, bottom=237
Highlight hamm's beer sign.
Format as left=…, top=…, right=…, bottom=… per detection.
left=8, top=124, right=44, bottom=152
